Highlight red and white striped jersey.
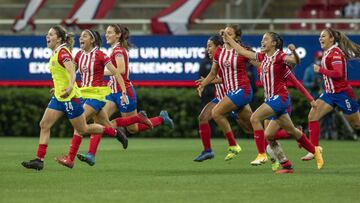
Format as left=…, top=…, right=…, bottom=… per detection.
left=108, top=43, right=132, bottom=93
left=74, top=47, right=111, bottom=87
left=256, top=50, right=291, bottom=99
left=213, top=46, right=251, bottom=95
left=215, top=67, right=226, bottom=100
left=321, top=44, right=350, bottom=93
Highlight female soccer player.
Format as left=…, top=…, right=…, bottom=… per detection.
left=55, top=29, right=153, bottom=168
left=193, top=35, right=226, bottom=162
left=76, top=24, right=175, bottom=165
left=301, top=28, right=360, bottom=161
left=21, top=25, right=123, bottom=171
left=197, top=25, right=254, bottom=161
left=223, top=31, right=324, bottom=173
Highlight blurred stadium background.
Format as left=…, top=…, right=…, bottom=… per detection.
left=1, top=0, right=360, bottom=140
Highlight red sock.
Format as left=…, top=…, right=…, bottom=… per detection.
left=199, top=123, right=211, bottom=151
left=309, top=121, right=320, bottom=146
left=103, top=127, right=116, bottom=137
left=36, top=144, right=48, bottom=161
left=138, top=117, right=164, bottom=132
left=254, top=130, right=265, bottom=154
left=225, top=131, right=237, bottom=146
left=274, top=129, right=291, bottom=139
left=88, top=134, right=102, bottom=156
left=281, top=160, right=292, bottom=168
left=297, top=134, right=315, bottom=154
left=114, top=115, right=141, bottom=127
left=68, top=134, right=82, bottom=161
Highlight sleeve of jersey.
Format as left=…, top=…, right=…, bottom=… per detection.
left=74, top=51, right=81, bottom=65
left=98, top=51, right=112, bottom=66
left=255, top=52, right=264, bottom=62
left=114, top=48, right=124, bottom=59
left=213, top=47, right=221, bottom=64
left=58, top=48, right=73, bottom=67
left=287, top=72, right=314, bottom=103
left=318, top=58, right=344, bottom=79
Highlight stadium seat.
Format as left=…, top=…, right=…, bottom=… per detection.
left=328, top=0, right=349, bottom=7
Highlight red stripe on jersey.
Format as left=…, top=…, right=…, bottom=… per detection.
left=214, top=46, right=250, bottom=95
left=109, top=43, right=133, bottom=93
left=257, top=50, right=289, bottom=99
left=75, top=48, right=110, bottom=87
left=321, top=45, right=350, bottom=93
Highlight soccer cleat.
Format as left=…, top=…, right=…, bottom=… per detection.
left=301, top=152, right=314, bottom=161
left=250, top=153, right=268, bottom=165
left=138, top=111, right=153, bottom=129
left=275, top=161, right=294, bottom=174
left=224, top=144, right=242, bottom=161
left=77, top=153, right=95, bottom=166
left=55, top=155, right=74, bottom=169
left=160, top=110, right=174, bottom=129
left=115, top=127, right=128, bottom=149
left=275, top=168, right=295, bottom=174
left=21, top=158, right=44, bottom=171
left=193, top=150, right=215, bottom=162
left=314, top=146, right=324, bottom=169
left=271, top=159, right=281, bottom=172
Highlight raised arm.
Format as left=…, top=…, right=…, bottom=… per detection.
left=285, top=44, right=300, bottom=65
left=222, top=31, right=257, bottom=60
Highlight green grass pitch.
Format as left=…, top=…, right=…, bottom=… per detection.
left=0, top=137, right=359, bottom=203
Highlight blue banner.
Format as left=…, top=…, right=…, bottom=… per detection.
left=1, top=35, right=360, bottom=86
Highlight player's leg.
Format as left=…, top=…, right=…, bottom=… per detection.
left=194, top=100, right=217, bottom=162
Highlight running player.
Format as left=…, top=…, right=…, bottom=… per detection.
left=302, top=28, right=360, bottom=161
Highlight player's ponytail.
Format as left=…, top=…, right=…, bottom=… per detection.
left=325, top=28, right=360, bottom=60
left=52, top=25, right=74, bottom=51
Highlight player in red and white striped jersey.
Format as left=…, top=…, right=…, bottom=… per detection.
left=198, top=25, right=255, bottom=161
left=103, top=24, right=174, bottom=136
left=302, top=28, right=360, bottom=161
left=224, top=31, right=324, bottom=173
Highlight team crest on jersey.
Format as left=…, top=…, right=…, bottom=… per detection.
left=224, top=60, right=231, bottom=68
left=82, top=65, right=88, bottom=72
left=52, top=61, right=55, bottom=66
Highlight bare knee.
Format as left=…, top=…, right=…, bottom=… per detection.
left=308, top=108, right=318, bottom=121
left=250, top=114, right=261, bottom=126
left=211, top=108, right=221, bottom=121
left=350, top=121, right=360, bottom=130
left=198, top=112, right=210, bottom=123
left=39, top=119, right=51, bottom=131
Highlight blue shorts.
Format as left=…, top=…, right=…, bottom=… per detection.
left=106, top=86, right=137, bottom=113
left=319, top=91, right=359, bottom=115
left=84, top=99, right=106, bottom=112
left=226, top=88, right=253, bottom=109
left=211, top=98, right=220, bottom=104
left=47, top=96, right=84, bottom=119
left=265, top=95, right=291, bottom=120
